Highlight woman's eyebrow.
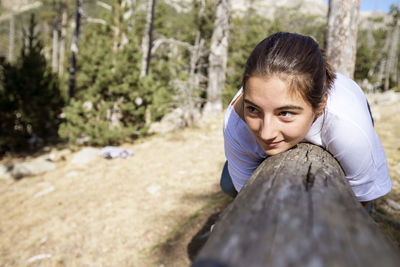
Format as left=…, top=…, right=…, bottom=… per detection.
left=276, top=105, right=304, bottom=111
left=243, top=99, right=304, bottom=111
left=243, top=98, right=260, bottom=108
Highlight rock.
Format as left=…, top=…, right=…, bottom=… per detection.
left=34, top=186, right=55, bottom=198
left=146, top=184, right=161, bottom=195
left=0, top=164, right=12, bottom=179
left=48, top=148, right=72, bottom=162
left=386, top=199, right=400, bottom=211
left=66, top=171, right=79, bottom=177
left=372, top=90, right=400, bottom=105
left=69, top=147, right=100, bottom=166
left=10, top=157, right=56, bottom=179
left=149, top=108, right=201, bottom=134
left=27, top=254, right=52, bottom=263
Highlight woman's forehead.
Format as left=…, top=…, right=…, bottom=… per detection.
left=244, top=75, right=312, bottom=108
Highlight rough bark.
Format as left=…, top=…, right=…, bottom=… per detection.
left=182, top=0, right=206, bottom=126
left=140, top=0, right=156, bottom=77
left=112, top=1, right=121, bottom=56
left=124, top=0, right=136, bottom=32
left=384, top=17, right=399, bottom=91
left=8, top=11, right=14, bottom=63
left=68, top=0, right=82, bottom=99
left=52, top=28, right=59, bottom=73
left=376, top=33, right=391, bottom=85
left=325, top=0, right=360, bottom=79
left=193, top=143, right=400, bottom=267
left=58, top=2, right=67, bottom=77
left=203, top=0, right=230, bottom=116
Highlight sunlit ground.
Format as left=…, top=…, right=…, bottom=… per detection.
left=0, top=95, right=399, bottom=266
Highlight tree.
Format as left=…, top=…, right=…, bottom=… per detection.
left=58, top=1, right=167, bottom=146
left=384, top=5, right=400, bottom=90
left=203, top=0, right=231, bottom=116
left=0, top=14, right=64, bottom=152
left=68, top=0, right=82, bottom=98
left=325, top=0, right=361, bottom=78
left=59, top=0, right=69, bottom=77
left=140, top=0, right=156, bottom=77
left=148, top=0, right=216, bottom=126
left=8, top=10, right=15, bottom=63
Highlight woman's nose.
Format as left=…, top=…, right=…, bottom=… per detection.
left=259, top=117, right=278, bottom=141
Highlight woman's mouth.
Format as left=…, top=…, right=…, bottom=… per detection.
left=264, top=141, right=282, bottom=148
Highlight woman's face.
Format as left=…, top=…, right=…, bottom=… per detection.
left=243, top=75, right=317, bottom=156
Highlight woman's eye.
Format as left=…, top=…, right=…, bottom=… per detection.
left=279, top=111, right=293, bottom=118
left=246, top=106, right=258, bottom=114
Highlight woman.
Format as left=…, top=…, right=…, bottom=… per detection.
left=221, top=32, right=391, bottom=210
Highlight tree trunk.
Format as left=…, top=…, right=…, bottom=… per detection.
left=124, top=0, right=136, bottom=32
left=193, top=143, right=400, bottom=267
left=68, top=0, right=82, bottom=99
left=59, top=0, right=67, bottom=77
left=140, top=0, right=156, bottom=77
left=325, top=0, right=361, bottom=79
left=52, top=28, right=59, bottom=73
left=8, top=10, right=14, bottom=63
left=203, top=0, right=230, bottom=116
left=368, top=28, right=389, bottom=80
left=183, top=0, right=206, bottom=126
left=112, top=1, right=122, bottom=61
left=384, top=17, right=399, bottom=91
left=51, top=0, right=60, bottom=73
left=376, top=33, right=391, bottom=87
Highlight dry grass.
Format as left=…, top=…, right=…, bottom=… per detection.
left=368, top=100, right=400, bottom=248
left=0, top=115, right=228, bottom=266
left=0, top=98, right=400, bottom=266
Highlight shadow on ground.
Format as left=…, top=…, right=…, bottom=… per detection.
left=151, top=189, right=400, bottom=266
left=187, top=212, right=221, bottom=261
left=151, top=190, right=232, bottom=266
left=372, top=193, right=400, bottom=250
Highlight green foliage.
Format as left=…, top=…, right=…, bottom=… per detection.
left=224, top=14, right=273, bottom=107
left=224, top=7, right=326, bottom=107
left=355, top=5, right=400, bottom=89
left=354, top=29, right=374, bottom=81
left=7, top=0, right=399, bottom=149
left=0, top=14, right=65, bottom=152
left=59, top=1, right=171, bottom=146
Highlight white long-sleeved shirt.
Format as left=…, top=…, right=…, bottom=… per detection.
left=223, top=73, right=391, bottom=201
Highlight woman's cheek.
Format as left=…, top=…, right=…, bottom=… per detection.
left=282, top=120, right=309, bottom=140
left=246, top=117, right=260, bottom=133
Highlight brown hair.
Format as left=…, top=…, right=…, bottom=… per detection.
left=242, top=32, right=336, bottom=111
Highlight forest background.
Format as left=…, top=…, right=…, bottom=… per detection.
left=0, top=0, right=399, bottom=152
left=1, top=0, right=400, bottom=266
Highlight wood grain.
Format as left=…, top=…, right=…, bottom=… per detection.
left=193, top=143, right=400, bottom=267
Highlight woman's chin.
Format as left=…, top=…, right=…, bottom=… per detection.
left=264, top=147, right=286, bottom=156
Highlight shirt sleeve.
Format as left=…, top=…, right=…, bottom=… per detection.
left=323, top=115, right=391, bottom=202
left=224, top=131, right=262, bottom=192
left=223, top=106, right=265, bottom=192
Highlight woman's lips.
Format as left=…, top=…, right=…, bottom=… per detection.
left=264, top=141, right=282, bottom=147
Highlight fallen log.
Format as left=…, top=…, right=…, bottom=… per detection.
left=193, top=143, right=400, bottom=267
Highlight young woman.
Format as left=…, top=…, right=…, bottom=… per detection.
left=221, top=32, right=392, bottom=210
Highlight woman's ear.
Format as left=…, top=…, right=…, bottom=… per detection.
left=317, top=93, right=328, bottom=116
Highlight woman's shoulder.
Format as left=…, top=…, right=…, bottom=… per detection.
left=326, top=73, right=372, bottom=128
left=331, top=72, right=365, bottom=99
left=223, top=90, right=265, bottom=158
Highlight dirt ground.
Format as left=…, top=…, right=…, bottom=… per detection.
left=1, top=96, right=400, bottom=266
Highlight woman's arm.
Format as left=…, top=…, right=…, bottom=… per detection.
left=223, top=91, right=265, bottom=192
left=323, top=115, right=391, bottom=202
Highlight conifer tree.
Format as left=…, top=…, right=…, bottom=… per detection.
left=0, top=14, right=64, bottom=152
left=58, top=1, right=167, bottom=146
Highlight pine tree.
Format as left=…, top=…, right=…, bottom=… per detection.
left=58, top=2, right=167, bottom=146
left=0, top=14, right=64, bottom=152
